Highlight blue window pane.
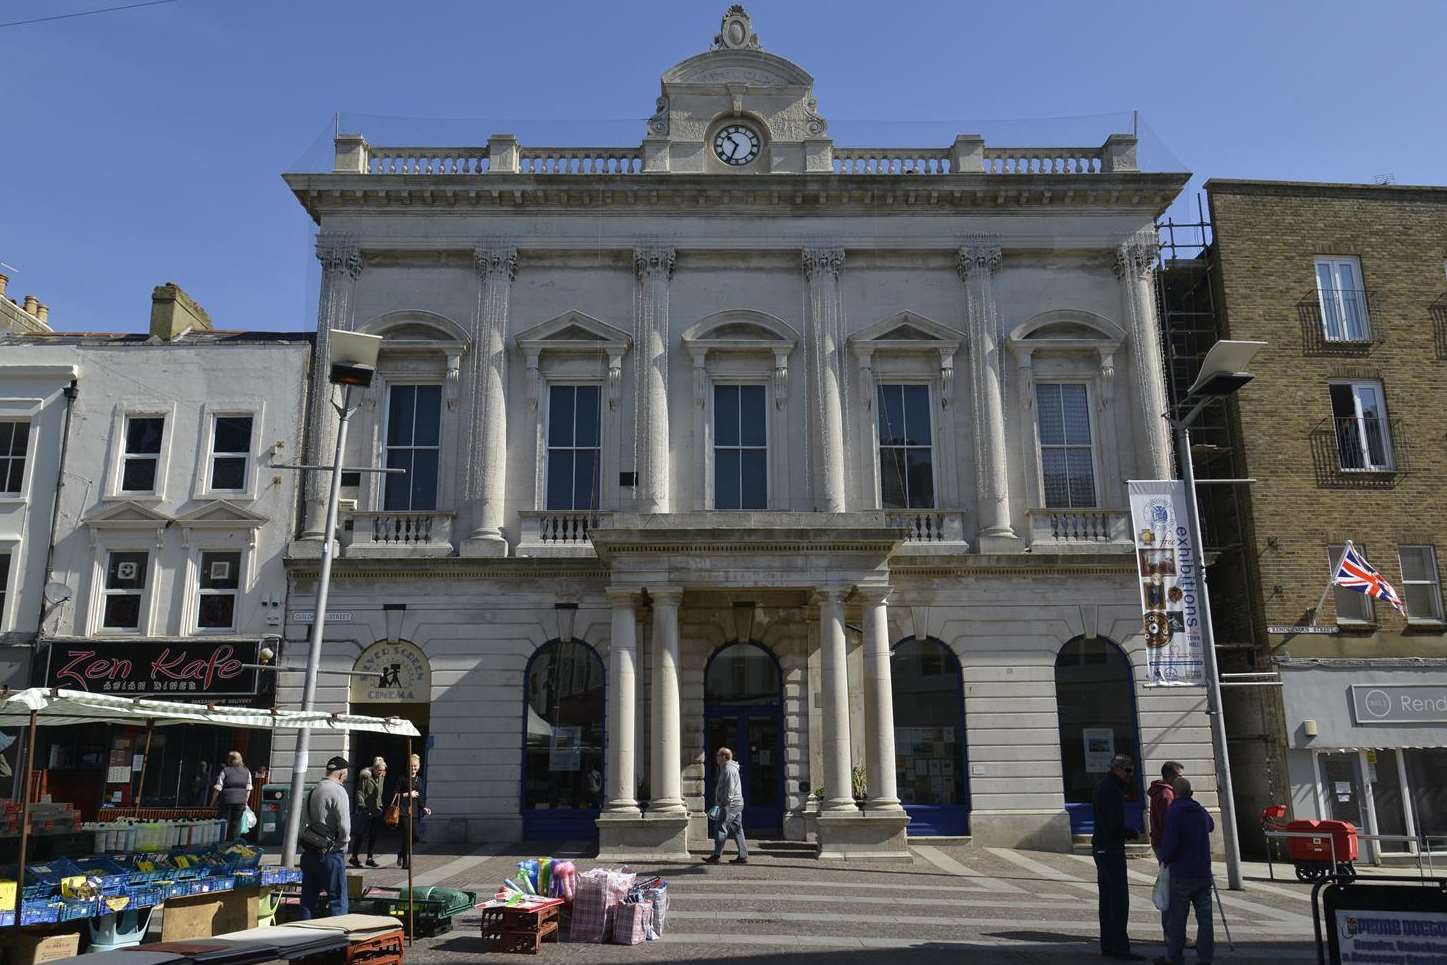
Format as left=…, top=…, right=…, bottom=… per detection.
left=547, top=451, right=575, bottom=510
left=740, top=449, right=767, bottom=509
left=880, top=448, right=908, bottom=509
left=383, top=449, right=411, bottom=511
left=1060, top=384, right=1091, bottom=445
left=1041, top=449, right=1069, bottom=508
left=714, top=385, right=739, bottom=446
left=409, top=450, right=438, bottom=511
left=715, top=448, right=741, bottom=509
left=878, top=385, right=906, bottom=447
left=739, top=386, right=767, bottom=447
left=413, top=387, right=442, bottom=446
left=902, top=386, right=931, bottom=447
left=1065, top=449, right=1096, bottom=507
left=574, top=386, right=601, bottom=447
left=1037, top=384, right=1064, bottom=445
left=549, top=386, right=575, bottom=448
left=573, top=449, right=599, bottom=510
left=387, top=387, right=414, bottom=446
left=906, top=448, right=935, bottom=508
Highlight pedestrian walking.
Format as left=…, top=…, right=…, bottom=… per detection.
left=1154, top=778, right=1215, bottom=965
left=349, top=757, right=386, bottom=868
left=1094, top=753, right=1143, bottom=961
left=393, top=753, right=429, bottom=869
left=209, top=751, right=253, bottom=841
left=703, top=746, right=747, bottom=865
left=299, top=756, right=351, bottom=920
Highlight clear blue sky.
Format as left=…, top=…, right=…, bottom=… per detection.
left=4, top=0, right=1443, bottom=334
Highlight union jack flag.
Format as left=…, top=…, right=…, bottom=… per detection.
left=1334, top=542, right=1406, bottom=615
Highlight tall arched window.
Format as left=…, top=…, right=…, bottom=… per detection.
left=1054, top=635, right=1142, bottom=834
left=892, top=637, right=969, bottom=835
left=522, top=639, right=605, bottom=839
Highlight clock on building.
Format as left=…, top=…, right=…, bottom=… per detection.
left=713, top=124, right=761, bottom=166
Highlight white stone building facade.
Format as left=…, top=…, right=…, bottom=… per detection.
left=278, top=6, right=1210, bottom=856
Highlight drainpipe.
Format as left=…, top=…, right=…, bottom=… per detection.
left=35, top=380, right=79, bottom=672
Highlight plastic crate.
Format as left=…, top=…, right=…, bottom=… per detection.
left=164, top=881, right=190, bottom=900
left=123, top=885, right=164, bottom=909
left=0, top=911, right=14, bottom=927
left=60, top=898, right=97, bottom=922
left=72, top=857, right=130, bottom=892
left=20, top=900, right=61, bottom=925
left=261, top=868, right=302, bottom=886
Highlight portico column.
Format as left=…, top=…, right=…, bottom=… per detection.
left=858, top=586, right=903, bottom=811
left=1116, top=229, right=1173, bottom=479
left=301, top=235, right=364, bottom=540
left=802, top=247, right=848, bottom=512
left=604, top=588, right=640, bottom=815
left=816, top=588, right=856, bottom=811
left=648, top=586, right=685, bottom=814
left=957, top=244, right=1018, bottom=548
left=463, top=246, right=518, bottom=556
left=634, top=247, right=675, bottom=513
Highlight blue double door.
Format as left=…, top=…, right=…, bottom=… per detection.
left=704, top=707, right=784, bottom=835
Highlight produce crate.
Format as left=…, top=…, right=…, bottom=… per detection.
left=71, top=857, right=129, bottom=892
left=294, top=928, right=404, bottom=965
left=19, top=899, right=61, bottom=926
left=124, top=885, right=165, bottom=909
left=260, top=868, right=302, bottom=886
left=480, top=901, right=562, bottom=956
left=59, top=898, right=97, bottom=922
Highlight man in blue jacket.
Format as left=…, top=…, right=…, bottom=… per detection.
left=1155, top=777, right=1215, bottom=965
left=1093, top=753, right=1144, bottom=961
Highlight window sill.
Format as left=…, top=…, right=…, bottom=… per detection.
left=104, top=493, right=163, bottom=503
left=1334, top=618, right=1378, bottom=631
left=1404, top=620, right=1447, bottom=633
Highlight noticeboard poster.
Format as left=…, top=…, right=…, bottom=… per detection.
left=1325, top=881, right=1447, bottom=964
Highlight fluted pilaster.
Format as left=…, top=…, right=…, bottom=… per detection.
left=633, top=247, right=675, bottom=513
left=803, top=247, right=848, bottom=512
left=957, top=244, right=1017, bottom=546
left=301, top=236, right=364, bottom=540
left=1115, top=230, right=1173, bottom=479
left=461, top=245, right=517, bottom=556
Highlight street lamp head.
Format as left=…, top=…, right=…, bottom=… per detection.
left=328, top=329, right=384, bottom=388
left=1186, top=340, right=1266, bottom=399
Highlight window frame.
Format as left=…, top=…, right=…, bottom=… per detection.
left=1314, top=255, right=1372, bottom=343
left=1328, top=379, right=1394, bottom=472
left=380, top=382, right=444, bottom=513
left=98, top=548, right=154, bottom=634
left=193, top=403, right=264, bottom=500
left=0, top=420, right=30, bottom=498
left=1399, top=545, right=1445, bottom=625
left=1034, top=380, right=1101, bottom=510
left=874, top=382, right=937, bottom=510
left=1329, top=543, right=1375, bottom=624
left=709, top=381, right=770, bottom=511
left=543, top=383, right=604, bottom=512
left=191, top=547, right=246, bottom=633
left=106, top=403, right=175, bottom=501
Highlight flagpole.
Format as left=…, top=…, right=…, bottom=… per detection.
left=1311, top=540, right=1351, bottom=626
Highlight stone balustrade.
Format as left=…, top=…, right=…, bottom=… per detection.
left=366, top=147, right=491, bottom=175
left=515, top=510, right=612, bottom=558
left=517, top=148, right=644, bottom=175
left=982, top=148, right=1103, bottom=175
left=1026, top=508, right=1132, bottom=552
left=885, top=510, right=969, bottom=552
left=346, top=511, right=456, bottom=557
left=833, top=148, right=952, bottom=175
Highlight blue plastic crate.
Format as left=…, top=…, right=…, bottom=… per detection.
left=20, top=900, right=61, bottom=926
left=73, top=856, right=130, bottom=892
left=260, top=868, right=301, bottom=886
left=59, top=898, right=97, bottom=922
left=0, top=911, right=14, bottom=927
left=122, top=885, right=164, bottom=909
left=164, top=881, right=189, bottom=900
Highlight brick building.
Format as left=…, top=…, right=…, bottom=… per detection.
left=1185, top=180, right=1447, bottom=857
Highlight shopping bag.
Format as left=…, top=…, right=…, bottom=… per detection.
left=383, top=794, right=401, bottom=828
left=707, top=805, right=721, bottom=822
left=1152, top=864, right=1171, bottom=912
left=644, top=882, right=668, bottom=939
left=610, top=901, right=652, bottom=945
left=238, top=807, right=257, bottom=835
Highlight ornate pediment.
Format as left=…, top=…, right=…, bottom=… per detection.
left=175, top=501, right=267, bottom=527
left=84, top=501, right=171, bottom=526
left=662, top=50, right=813, bottom=89
left=849, top=311, right=965, bottom=355
left=681, top=310, right=799, bottom=351
left=515, top=311, right=630, bottom=355
left=1008, top=310, right=1125, bottom=351
left=358, top=309, right=471, bottom=346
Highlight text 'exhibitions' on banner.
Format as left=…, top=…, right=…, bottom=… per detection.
left=1128, top=480, right=1204, bottom=687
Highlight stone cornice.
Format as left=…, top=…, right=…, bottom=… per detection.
left=283, top=171, right=1190, bottom=224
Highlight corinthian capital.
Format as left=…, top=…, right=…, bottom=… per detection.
left=1114, top=229, right=1159, bottom=280
left=955, top=244, right=1002, bottom=282
left=316, top=236, right=364, bottom=279
left=633, top=246, right=676, bottom=279
left=474, top=245, right=518, bottom=281
left=801, top=246, right=846, bottom=279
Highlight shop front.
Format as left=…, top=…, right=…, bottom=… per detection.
left=1280, top=659, right=1447, bottom=857
left=36, top=637, right=272, bottom=818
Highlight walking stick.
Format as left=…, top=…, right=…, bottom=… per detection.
left=1211, top=878, right=1236, bottom=951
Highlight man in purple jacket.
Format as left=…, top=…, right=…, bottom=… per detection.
left=1154, top=777, right=1214, bottom=965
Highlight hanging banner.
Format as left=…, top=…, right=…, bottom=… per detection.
left=1128, top=480, right=1204, bottom=687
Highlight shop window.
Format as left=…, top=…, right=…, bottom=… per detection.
left=1405, top=748, right=1447, bottom=843
left=1329, top=544, right=1374, bottom=622
left=1036, top=383, right=1096, bottom=508
left=207, top=416, right=253, bottom=492
left=102, top=551, right=149, bottom=630
left=1367, top=749, right=1411, bottom=848
left=1055, top=636, right=1141, bottom=832
left=545, top=385, right=601, bottom=511
left=121, top=416, right=165, bottom=493
left=713, top=384, right=767, bottom=510
left=197, top=551, right=242, bottom=631
left=877, top=384, right=934, bottom=509
left=0, top=421, right=28, bottom=495
left=1399, top=545, right=1444, bottom=623
left=383, top=385, right=441, bottom=512
left=1314, top=256, right=1371, bottom=342
left=522, top=640, right=605, bottom=818
left=891, top=638, right=966, bottom=810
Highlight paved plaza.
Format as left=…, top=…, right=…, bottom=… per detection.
left=349, top=842, right=1338, bottom=964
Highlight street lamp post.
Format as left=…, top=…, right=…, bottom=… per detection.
left=278, top=330, right=386, bottom=868
left=1170, top=339, right=1265, bottom=893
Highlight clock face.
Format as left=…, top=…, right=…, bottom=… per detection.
left=713, top=124, right=761, bottom=166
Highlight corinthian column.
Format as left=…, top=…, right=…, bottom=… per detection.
left=301, top=236, right=364, bottom=541
left=462, top=246, right=517, bottom=557
left=633, top=247, right=675, bottom=513
left=802, top=247, right=847, bottom=512
left=957, top=244, right=1018, bottom=549
left=1116, top=230, right=1173, bottom=479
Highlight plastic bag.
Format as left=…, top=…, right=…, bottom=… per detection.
left=238, top=807, right=257, bottom=835
left=1152, top=864, right=1171, bottom=912
left=644, top=882, right=668, bottom=940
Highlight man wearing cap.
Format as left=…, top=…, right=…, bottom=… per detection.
left=299, top=756, right=351, bottom=919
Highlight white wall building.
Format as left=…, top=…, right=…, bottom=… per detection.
left=279, top=6, right=1208, bottom=857
left=1, top=285, right=311, bottom=813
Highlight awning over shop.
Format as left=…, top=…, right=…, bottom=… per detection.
left=0, top=687, right=421, bottom=736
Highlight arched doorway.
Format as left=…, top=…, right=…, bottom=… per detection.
left=1054, top=636, right=1144, bottom=834
left=522, top=639, right=605, bottom=840
left=891, top=637, right=969, bottom=835
left=350, top=640, right=432, bottom=833
left=704, top=642, right=784, bottom=834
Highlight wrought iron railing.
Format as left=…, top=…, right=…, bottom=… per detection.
left=1298, top=288, right=1378, bottom=354
left=1309, top=416, right=1406, bottom=488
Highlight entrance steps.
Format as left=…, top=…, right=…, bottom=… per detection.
left=1072, top=835, right=1154, bottom=858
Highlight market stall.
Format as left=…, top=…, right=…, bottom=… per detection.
left=0, top=687, right=422, bottom=951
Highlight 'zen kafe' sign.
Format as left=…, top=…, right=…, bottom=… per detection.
left=1128, top=480, right=1204, bottom=687
left=45, top=639, right=259, bottom=696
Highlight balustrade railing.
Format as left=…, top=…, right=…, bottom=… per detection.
left=516, top=510, right=612, bottom=556
left=833, top=148, right=952, bottom=175
left=983, top=148, right=1103, bottom=175
left=1027, top=508, right=1131, bottom=547
left=367, top=147, right=490, bottom=175
left=886, top=509, right=967, bottom=545
left=347, top=511, right=455, bottom=556
left=517, top=148, right=643, bottom=175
